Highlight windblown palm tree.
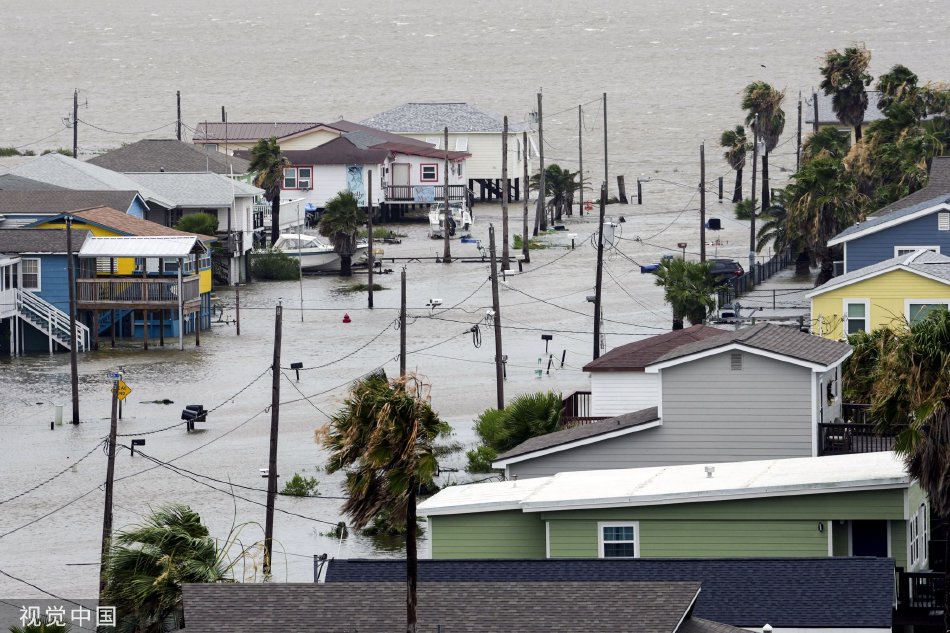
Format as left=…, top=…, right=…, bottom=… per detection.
left=742, top=81, right=786, bottom=209
left=654, top=258, right=716, bottom=330
left=249, top=137, right=291, bottom=247
left=9, top=621, right=71, bottom=633
left=819, top=45, right=874, bottom=142
left=755, top=191, right=809, bottom=275
left=720, top=125, right=749, bottom=202
left=319, top=190, right=363, bottom=277
left=530, top=164, right=580, bottom=224
left=801, top=127, right=852, bottom=162
left=324, top=371, right=450, bottom=633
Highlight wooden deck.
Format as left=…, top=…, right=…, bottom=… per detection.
left=76, top=275, right=200, bottom=311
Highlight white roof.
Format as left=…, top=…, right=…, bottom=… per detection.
left=418, top=452, right=909, bottom=516
left=78, top=236, right=203, bottom=258
left=123, top=172, right=262, bottom=207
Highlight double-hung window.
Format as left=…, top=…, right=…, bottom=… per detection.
left=283, top=167, right=312, bottom=190
left=21, top=258, right=40, bottom=291
left=909, top=504, right=928, bottom=568
left=906, top=300, right=950, bottom=325
left=598, top=522, right=639, bottom=558
left=420, top=164, right=438, bottom=182
left=844, top=300, right=869, bottom=335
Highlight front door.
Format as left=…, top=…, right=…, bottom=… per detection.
left=851, top=520, right=888, bottom=557
left=392, top=163, right=410, bottom=187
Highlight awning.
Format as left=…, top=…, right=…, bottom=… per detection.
left=78, top=236, right=206, bottom=258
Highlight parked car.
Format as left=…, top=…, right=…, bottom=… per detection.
left=709, top=259, right=744, bottom=284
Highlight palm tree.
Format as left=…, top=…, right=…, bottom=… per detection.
left=9, top=621, right=70, bottom=633
left=319, top=190, right=363, bottom=277
left=654, top=258, right=716, bottom=330
left=324, top=371, right=450, bottom=633
left=819, top=45, right=874, bottom=142
left=754, top=191, right=810, bottom=275
left=249, top=137, right=291, bottom=247
left=720, top=125, right=749, bottom=202
left=467, top=391, right=563, bottom=471
left=877, top=64, right=926, bottom=118
left=742, top=81, right=786, bottom=209
left=801, top=127, right=852, bottom=162
left=530, top=164, right=580, bottom=224
left=103, top=504, right=236, bottom=633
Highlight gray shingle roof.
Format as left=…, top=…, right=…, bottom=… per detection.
left=183, top=581, right=701, bottom=633
left=362, top=102, right=531, bottom=133
left=0, top=228, right=89, bottom=253
left=87, top=139, right=250, bottom=175
left=0, top=190, right=141, bottom=215
left=323, top=557, right=896, bottom=629
left=584, top=325, right=727, bottom=372
left=331, top=119, right=435, bottom=149
left=810, top=249, right=950, bottom=295
left=651, top=322, right=851, bottom=367
left=831, top=156, right=950, bottom=243
left=804, top=90, right=888, bottom=125
left=122, top=172, right=262, bottom=207
left=0, top=174, right=66, bottom=191
left=237, top=137, right=390, bottom=167
left=497, top=406, right=660, bottom=461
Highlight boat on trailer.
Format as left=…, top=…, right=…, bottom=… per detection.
left=272, top=233, right=368, bottom=272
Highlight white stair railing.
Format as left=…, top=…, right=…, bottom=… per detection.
left=15, top=289, right=90, bottom=352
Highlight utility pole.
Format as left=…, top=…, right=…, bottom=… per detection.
left=98, top=379, right=119, bottom=600
left=535, top=91, right=545, bottom=234
left=442, top=127, right=452, bottom=263
left=176, top=90, right=182, bottom=141
left=72, top=89, right=78, bottom=159
left=399, top=268, right=407, bottom=377
left=66, top=216, right=79, bottom=424
left=593, top=183, right=606, bottom=360
left=699, top=143, right=706, bottom=263
left=367, top=170, right=374, bottom=309
left=501, top=116, right=510, bottom=271
left=812, top=91, right=819, bottom=133
left=749, top=114, right=759, bottom=276
left=603, top=93, right=608, bottom=197
left=235, top=284, right=241, bottom=336
left=796, top=93, right=803, bottom=172
left=488, top=225, right=505, bottom=410
left=522, top=131, right=530, bottom=263
left=263, top=304, right=282, bottom=577
left=578, top=105, right=584, bottom=216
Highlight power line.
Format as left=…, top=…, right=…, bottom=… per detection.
left=76, top=118, right=177, bottom=136
left=0, top=441, right=104, bottom=505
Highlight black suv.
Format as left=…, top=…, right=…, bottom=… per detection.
left=709, top=259, right=744, bottom=284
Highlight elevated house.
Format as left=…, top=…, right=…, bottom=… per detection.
left=828, top=156, right=950, bottom=274
left=496, top=323, right=853, bottom=480
left=0, top=189, right=148, bottom=227
left=362, top=102, right=535, bottom=202
left=809, top=250, right=950, bottom=340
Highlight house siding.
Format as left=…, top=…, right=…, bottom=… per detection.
left=429, top=510, right=546, bottom=559
left=845, top=211, right=950, bottom=273
left=590, top=372, right=658, bottom=417
left=33, top=254, right=71, bottom=313
left=400, top=132, right=523, bottom=181
left=812, top=269, right=950, bottom=340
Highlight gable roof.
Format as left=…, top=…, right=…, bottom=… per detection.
left=37, top=206, right=209, bottom=239
left=829, top=156, right=950, bottom=245
left=0, top=174, right=66, bottom=191
left=192, top=121, right=328, bottom=142
left=362, top=102, right=531, bottom=133
left=0, top=228, right=89, bottom=254
left=647, top=322, right=852, bottom=370
left=807, top=249, right=950, bottom=297
left=87, top=139, right=251, bottom=175
left=330, top=119, right=435, bottom=148
left=805, top=90, right=888, bottom=125
left=182, top=581, right=703, bottom=633
left=373, top=140, right=470, bottom=160
left=250, top=136, right=391, bottom=166
left=122, top=172, right=262, bottom=207
left=419, top=451, right=909, bottom=516
left=584, top=325, right=726, bottom=372
left=494, top=407, right=661, bottom=465
left=323, top=557, right=895, bottom=629
left=0, top=190, right=143, bottom=215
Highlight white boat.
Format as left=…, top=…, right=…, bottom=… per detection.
left=428, top=201, right=473, bottom=239
left=272, top=233, right=368, bottom=272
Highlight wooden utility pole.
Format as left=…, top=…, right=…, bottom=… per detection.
left=603, top=93, right=608, bottom=197
left=72, top=89, right=78, bottom=159
left=66, top=216, right=79, bottom=424
left=263, top=304, right=282, bottom=577
left=235, top=284, right=241, bottom=336
left=442, top=127, right=452, bottom=263
left=812, top=91, right=819, bottom=133
left=578, top=105, right=584, bottom=216
left=749, top=114, right=759, bottom=275
left=176, top=90, right=182, bottom=141
left=501, top=116, right=510, bottom=271
left=399, top=268, right=407, bottom=377
left=796, top=93, right=803, bottom=173
left=700, top=143, right=706, bottom=263
left=98, top=379, right=119, bottom=599
left=593, top=183, right=606, bottom=360
left=488, top=225, right=505, bottom=409
left=522, top=131, right=530, bottom=263
left=535, top=92, right=546, bottom=234
left=367, top=170, right=374, bottom=309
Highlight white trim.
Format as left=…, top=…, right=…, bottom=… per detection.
left=894, top=245, right=940, bottom=257
left=656, top=370, right=663, bottom=419
left=20, top=257, right=41, bottom=292
left=905, top=299, right=950, bottom=324
left=827, top=519, right=833, bottom=556
left=597, top=521, right=640, bottom=559
left=847, top=521, right=853, bottom=556
left=810, top=373, right=818, bottom=457
left=645, top=342, right=845, bottom=373
left=843, top=240, right=848, bottom=272
left=673, top=587, right=702, bottom=633
left=887, top=520, right=892, bottom=558
left=545, top=521, right=551, bottom=559
left=491, top=419, right=662, bottom=468
left=807, top=261, right=950, bottom=298
left=827, top=201, right=950, bottom=246
left=842, top=298, right=870, bottom=335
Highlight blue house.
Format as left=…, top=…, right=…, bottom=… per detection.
left=829, top=157, right=950, bottom=273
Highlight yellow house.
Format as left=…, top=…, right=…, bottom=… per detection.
left=808, top=250, right=950, bottom=340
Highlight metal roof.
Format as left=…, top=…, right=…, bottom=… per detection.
left=79, top=236, right=204, bottom=258
left=123, top=172, right=262, bottom=207
left=808, top=249, right=950, bottom=297
left=362, top=102, right=532, bottom=133
left=88, top=139, right=251, bottom=175
left=192, top=121, right=326, bottom=142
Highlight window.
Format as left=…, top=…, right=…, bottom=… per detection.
left=844, top=300, right=869, bottom=334
left=939, top=212, right=949, bottom=231
left=420, top=164, right=438, bottom=182
left=425, top=137, right=441, bottom=149
left=906, top=300, right=950, bottom=325
left=21, top=258, right=40, bottom=291
left=730, top=352, right=742, bottom=371
left=455, top=137, right=469, bottom=151
left=283, top=167, right=312, bottom=190
left=894, top=246, right=939, bottom=257
left=598, top=522, right=639, bottom=558
left=910, top=504, right=928, bottom=567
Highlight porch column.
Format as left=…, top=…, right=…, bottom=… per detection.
left=177, top=258, right=184, bottom=351
left=92, top=310, right=99, bottom=351
left=143, top=309, right=149, bottom=350
left=159, top=309, right=165, bottom=347
left=110, top=309, right=116, bottom=347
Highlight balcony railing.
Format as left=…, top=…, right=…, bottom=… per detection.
left=560, top=391, right=607, bottom=428
left=384, top=184, right=468, bottom=203
left=76, top=275, right=200, bottom=309
left=896, top=570, right=944, bottom=622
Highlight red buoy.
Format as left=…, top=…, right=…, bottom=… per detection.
left=342, top=313, right=351, bottom=323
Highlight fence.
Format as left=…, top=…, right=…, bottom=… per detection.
left=716, top=248, right=793, bottom=310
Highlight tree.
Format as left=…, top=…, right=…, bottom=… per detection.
left=742, top=81, right=786, bottom=209
left=466, top=391, right=562, bottom=472
left=819, top=45, right=873, bottom=142
left=801, top=127, right=852, bottom=162
left=720, top=125, right=749, bottom=202
left=9, top=621, right=70, bottom=633
left=654, top=259, right=716, bottom=330
left=754, top=191, right=810, bottom=275
left=174, top=212, right=218, bottom=237
left=319, top=190, right=363, bottom=277
left=103, top=504, right=236, bottom=633
left=530, top=164, right=580, bottom=224
left=249, top=137, right=290, bottom=247
left=324, top=371, right=450, bottom=633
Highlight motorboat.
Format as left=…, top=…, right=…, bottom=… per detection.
left=272, top=233, right=368, bottom=272
left=428, top=201, right=473, bottom=239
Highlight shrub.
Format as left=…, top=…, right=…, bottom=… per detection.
left=465, top=446, right=498, bottom=474
left=465, top=391, right=562, bottom=473
left=512, top=234, right=547, bottom=250
left=251, top=248, right=301, bottom=280
left=281, top=473, right=319, bottom=497
left=175, top=212, right=219, bottom=236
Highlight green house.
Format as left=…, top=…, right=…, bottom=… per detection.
left=419, top=452, right=929, bottom=573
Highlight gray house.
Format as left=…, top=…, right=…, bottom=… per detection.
left=494, top=323, right=852, bottom=479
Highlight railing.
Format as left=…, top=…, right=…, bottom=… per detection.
left=560, top=391, right=607, bottom=428
left=818, top=423, right=899, bottom=456
left=384, top=184, right=468, bottom=203
left=252, top=205, right=266, bottom=230
left=896, top=571, right=943, bottom=616
left=717, top=248, right=793, bottom=310
left=15, top=289, right=90, bottom=351
left=76, top=275, right=200, bottom=307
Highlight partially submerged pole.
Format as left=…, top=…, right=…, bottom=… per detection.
left=593, top=183, right=606, bottom=360
left=442, top=127, right=452, bottom=264
left=501, top=117, right=510, bottom=271
left=66, top=216, right=79, bottom=424
left=263, top=304, right=282, bottom=577
left=367, top=170, right=375, bottom=309
left=488, top=225, right=505, bottom=409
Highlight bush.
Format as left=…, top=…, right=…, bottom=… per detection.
left=175, top=212, right=219, bottom=236
left=465, top=446, right=498, bottom=474
left=358, top=227, right=407, bottom=239
left=512, top=234, right=547, bottom=250
left=251, top=248, right=300, bottom=280
left=281, top=473, right=319, bottom=497
left=0, top=146, right=19, bottom=157
left=41, top=148, right=72, bottom=156
left=465, top=391, right=562, bottom=473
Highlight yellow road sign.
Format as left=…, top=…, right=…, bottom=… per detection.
left=116, top=380, right=132, bottom=401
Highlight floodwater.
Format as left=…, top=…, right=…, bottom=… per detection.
left=1, top=0, right=946, bottom=598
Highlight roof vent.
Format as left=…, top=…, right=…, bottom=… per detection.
left=730, top=352, right=742, bottom=371
left=705, top=466, right=715, bottom=478
left=939, top=212, right=949, bottom=231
